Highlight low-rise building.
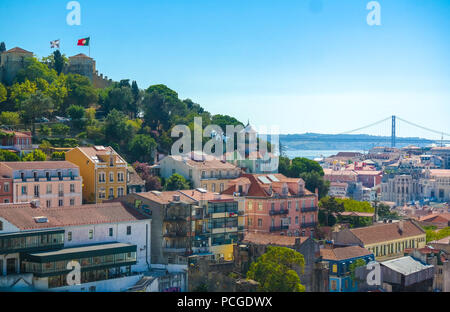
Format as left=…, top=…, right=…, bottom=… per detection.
left=234, top=232, right=320, bottom=292
left=319, top=245, right=374, bottom=292
left=66, top=146, right=128, bottom=203
left=0, top=161, right=82, bottom=208
left=127, top=166, right=145, bottom=194
left=380, top=256, right=434, bottom=292
left=333, top=220, right=426, bottom=261
left=0, top=130, right=34, bottom=155
left=223, top=173, right=319, bottom=237
left=0, top=201, right=151, bottom=292
left=158, top=153, right=241, bottom=192
left=0, top=176, right=12, bottom=204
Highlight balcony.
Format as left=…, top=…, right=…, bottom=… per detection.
left=164, top=215, right=189, bottom=222
left=269, top=209, right=289, bottom=216
left=163, top=231, right=187, bottom=238
left=301, top=222, right=317, bottom=228
left=269, top=225, right=289, bottom=232
left=301, top=207, right=318, bottom=213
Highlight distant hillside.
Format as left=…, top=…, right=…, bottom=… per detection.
left=277, top=133, right=435, bottom=151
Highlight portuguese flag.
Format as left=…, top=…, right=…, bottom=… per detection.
left=77, top=37, right=90, bottom=46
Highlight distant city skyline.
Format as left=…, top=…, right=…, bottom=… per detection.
left=1, top=0, right=449, bottom=139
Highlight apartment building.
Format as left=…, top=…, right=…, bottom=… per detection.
left=0, top=161, right=82, bottom=208
left=0, top=176, right=12, bottom=204
left=116, top=189, right=243, bottom=264
left=66, top=146, right=128, bottom=203
left=333, top=220, right=426, bottom=261
left=158, top=153, right=241, bottom=192
left=0, top=202, right=151, bottom=292
left=222, top=173, right=319, bottom=237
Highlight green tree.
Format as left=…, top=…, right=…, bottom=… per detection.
left=9, top=80, right=38, bottom=107
left=349, top=259, right=367, bottom=281
left=319, top=196, right=345, bottom=226
left=15, top=57, right=58, bottom=84
left=0, top=111, right=20, bottom=125
left=67, top=105, right=86, bottom=130
left=0, top=83, right=6, bottom=103
left=22, top=149, right=47, bottom=161
left=103, top=86, right=134, bottom=115
left=53, top=50, right=66, bottom=75
left=288, top=157, right=324, bottom=178
left=163, top=173, right=191, bottom=191
left=104, top=109, right=135, bottom=146
left=128, top=134, right=157, bottom=163
left=64, top=74, right=98, bottom=109
left=51, top=123, right=70, bottom=136
left=246, top=246, right=305, bottom=292
left=300, top=171, right=330, bottom=199
left=278, top=156, right=291, bottom=176
left=18, top=91, right=54, bottom=134
left=0, top=150, right=20, bottom=161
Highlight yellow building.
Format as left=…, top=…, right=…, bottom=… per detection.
left=333, top=220, right=426, bottom=261
left=65, top=146, right=128, bottom=203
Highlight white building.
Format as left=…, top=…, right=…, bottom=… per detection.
left=0, top=201, right=151, bottom=292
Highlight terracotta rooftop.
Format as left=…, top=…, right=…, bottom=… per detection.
left=127, top=166, right=145, bottom=186
left=179, top=189, right=234, bottom=202
left=348, top=220, right=425, bottom=245
left=419, top=213, right=450, bottom=223
left=4, top=47, right=32, bottom=54
left=135, top=190, right=197, bottom=205
left=338, top=211, right=375, bottom=218
left=0, top=202, right=147, bottom=230
left=320, top=246, right=372, bottom=261
left=0, top=130, right=32, bottom=137
left=69, top=53, right=93, bottom=59
left=162, top=155, right=238, bottom=170
left=0, top=161, right=78, bottom=171
left=242, top=232, right=309, bottom=247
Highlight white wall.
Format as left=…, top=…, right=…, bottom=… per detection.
left=63, top=219, right=151, bottom=272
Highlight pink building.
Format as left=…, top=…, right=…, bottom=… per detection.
left=0, top=130, right=33, bottom=154
left=0, top=176, right=13, bottom=204
left=0, top=161, right=82, bottom=208
left=222, top=173, right=319, bottom=237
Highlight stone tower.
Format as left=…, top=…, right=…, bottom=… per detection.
left=0, top=47, right=33, bottom=85
left=66, top=53, right=96, bottom=82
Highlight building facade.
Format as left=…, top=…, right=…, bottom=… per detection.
left=66, top=146, right=128, bottom=204
left=0, top=161, right=82, bottom=208
left=158, top=154, right=241, bottom=192
left=0, top=202, right=151, bottom=292
left=223, top=173, right=319, bottom=237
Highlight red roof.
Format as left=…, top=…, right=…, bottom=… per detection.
left=0, top=202, right=147, bottom=230
left=320, top=246, right=372, bottom=261
left=4, top=47, right=32, bottom=54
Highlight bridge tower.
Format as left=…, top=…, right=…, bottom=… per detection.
left=391, top=115, right=396, bottom=147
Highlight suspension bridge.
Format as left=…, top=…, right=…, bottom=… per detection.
left=280, top=116, right=450, bottom=149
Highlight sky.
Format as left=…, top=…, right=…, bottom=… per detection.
left=0, top=0, right=449, bottom=139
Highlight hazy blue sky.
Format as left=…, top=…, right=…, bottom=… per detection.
left=1, top=0, right=449, bottom=138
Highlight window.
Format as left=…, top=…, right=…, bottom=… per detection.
left=99, top=188, right=106, bottom=199
left=118, top=187, right=124, bottom=197
left=21, top=186, right=27, bottom=195
left=46, top=200, right=51, bottom=208
left=68, top=232, right=72, bottom=241
left=46, top=184, right=52, bottom=194
left=0, top=220, right=3, bottom=231
left=70, top=198, right=75, bottom=206
left=220, top=183, right=224, bottom=192
left=110, top=157, right=114, bottom=167
left=58, top=199, right=63, bottom=207
left=109, top=172, right=114, bottom=182
left=211, top=184, right=216, bottom=192
left=70, top=184, right=75, bottom=193
left=58, top=183, right=64, bottom=196
left=126, top=226, right=131, bottom=235
left=109, top=228, right=113, bottom=237
left=248, top=218, right=253, bottom=226
left=89, top=229, right=94, bottom=239
left=118, top=172, right=124, bottom=182
left=288, top=217, right=291, bottom=225
left=248, top=202, right=253, bottom=211
left=34, top=185, right=40, bottom=197
left=109, top=188, right=114, bottom=199
left=3, top=199, right=9, bottom=203
left=33, top=172, right=38, bottom=181
left=258, top=219, right=262, bottom=227
left=98, top=172, right=106, bottom=183
left=288, top=202, right=291, bottom=210
left=201, top=171, right=206, bottom=179
left=3, top=182, right=9, bottom=192
left=296, top=201, right=299, bottom=211
left=58, top=171, right=62, bottom=180
left=258, top=203, right=263, bottom=211
left=295, top=216, right=299, bottom=224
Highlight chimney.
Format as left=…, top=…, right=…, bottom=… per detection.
left=398, top=220, right=404, bottom=234
left=172, top=194, right=180, bottom=202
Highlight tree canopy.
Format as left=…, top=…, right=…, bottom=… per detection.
left=246, top=246, right=305, bottom=292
